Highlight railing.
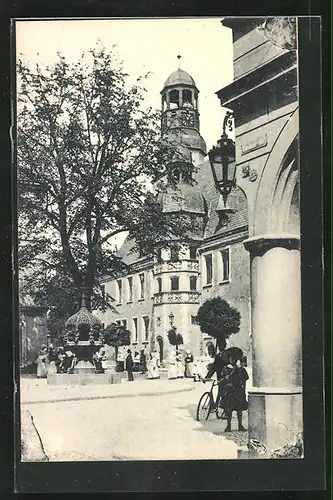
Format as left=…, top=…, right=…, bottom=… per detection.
left=154, top=260, right=199, bottom=274
left=154, top=291, right=200, bottom=305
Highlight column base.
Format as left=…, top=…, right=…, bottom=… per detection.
left=247, top=388, right=303, bottom=459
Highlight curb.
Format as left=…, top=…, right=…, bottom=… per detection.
left=21, top=409, right=49, bottom=462
left=21, top=385, right=194, bottom=405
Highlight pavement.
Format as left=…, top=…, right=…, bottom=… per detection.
left=20, top=374, right=194, bottom=404
left=20, top=377, right=250, bottom=462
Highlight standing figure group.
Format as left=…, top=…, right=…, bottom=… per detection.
left=205, top=349, right=249, bottom=432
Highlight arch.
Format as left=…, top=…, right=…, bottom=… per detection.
left=253, top=108, right=299, bottom=235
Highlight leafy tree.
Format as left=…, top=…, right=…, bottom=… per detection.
left=196, top=297, right=241, bottom=352
left=103, top=322, right=131, bottom=361
left=17, top=43, right=189, bottom=324
left=167, top=326, right=183, bottom=354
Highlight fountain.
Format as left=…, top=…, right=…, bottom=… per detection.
left=47, top=294, right=121, bottom=385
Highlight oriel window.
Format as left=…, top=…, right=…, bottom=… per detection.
left=189, top=276, right=197, bottom=291
left=170, top=246, right=179, bottom=262
left=189, top=245, right=197, bottom=260
left=170, top=276, right=179, bottom=291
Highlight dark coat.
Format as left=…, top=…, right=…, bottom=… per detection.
left=125, top=353, right=133, bottom=371
left=206, top=353, right=226, bottom=380
left=219, top=365, right=249, bottom=412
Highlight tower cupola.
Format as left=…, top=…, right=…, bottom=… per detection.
left=160, top=57, right=207, bottom=166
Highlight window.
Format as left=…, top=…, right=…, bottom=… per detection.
left=189, top=245, right=197, bottom=260
left=132, top=318, right=138, bottom=343
left=143, top=316, right=150, bottom=341
left=117, top=279, right=122, bottom=304
left=127, top=277, right=133, bottom=302
left=116, top=320, right=121, bottom=326
left=139, top=273, right=145, bottom=299
left=189, top=276, right=197, bottom=291
left=170, top=276, right=179, bottom=291
left=221, top=248, right=230, bottom=282
left=122, top=319, right=127, bottom=329
left=156, top=277, right=162, bottom=293
left=191, top=315, right=197, bottom=325
left=204, top=254, right=213, bottom=285
left=170, top=246, right=179, bottom=262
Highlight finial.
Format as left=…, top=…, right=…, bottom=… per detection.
left=177, top=54, right=181, bottom=69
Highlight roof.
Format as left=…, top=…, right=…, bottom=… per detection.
left=163, top=69, right=197, bottom=89
left=157, top=182, right=207, bottom=215
left=193, top=159, right=248, bottom=240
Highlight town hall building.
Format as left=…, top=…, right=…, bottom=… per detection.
left=97, top=65, right=251, bottom=364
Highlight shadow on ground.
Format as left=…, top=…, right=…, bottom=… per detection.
left=181, top=403, right=249, bottom=447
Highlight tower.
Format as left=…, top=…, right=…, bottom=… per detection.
left=160, top=58, right=207, bottom=167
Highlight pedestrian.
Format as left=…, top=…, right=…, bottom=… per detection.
left=36, top=345, right=48, bottom=378
left=147, top=352, right=160, bottom=379
left=167, top=350, right=177, bottom=379
left=140, top=349, right=147, bottom=374
left=176, top=352, right=184, bottom=378
left=219, top=355, right=249, bottom=432
left=184, top=349, right=194, bottom=378
left=125, top=349, right=134, bottom=381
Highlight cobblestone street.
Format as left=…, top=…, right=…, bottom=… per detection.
left=21, top=378, right=248, bottom=461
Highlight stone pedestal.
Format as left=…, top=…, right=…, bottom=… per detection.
left=244, top=236, right=303, bottom=457
left=74, top=360, right=95, bottom=375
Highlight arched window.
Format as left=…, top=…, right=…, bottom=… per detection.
left=170, top=276, right=179, bottom=291
left=169, top=89, right=179, bottom=109
left=156, top=277, right=162, bottom=293
left=182, top=89, right=193, bottom=107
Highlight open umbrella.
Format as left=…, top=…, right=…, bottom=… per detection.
left=220, top=347, right=243, bottom=365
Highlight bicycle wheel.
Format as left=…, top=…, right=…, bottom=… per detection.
left=196, top=392, right=213, bottom=422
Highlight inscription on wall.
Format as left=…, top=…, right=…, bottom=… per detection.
left=241, top=135, right=267, bottom=155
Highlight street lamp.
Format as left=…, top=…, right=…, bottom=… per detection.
left=169, top=312, right=174, bottom=326
left=208, top=110, right=236, bottom=207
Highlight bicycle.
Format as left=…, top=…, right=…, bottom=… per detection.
left=196, top=377, right=226, bottom=422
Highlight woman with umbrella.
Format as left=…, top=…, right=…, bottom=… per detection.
left=218, top=351, right=249, bottom=432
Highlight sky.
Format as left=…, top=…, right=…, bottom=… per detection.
left=16, top=18, right=233, bottom=152
left=16, top=18, right=233, bottom=249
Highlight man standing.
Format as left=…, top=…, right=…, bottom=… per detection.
left=125, top=349, right=134, bottom=381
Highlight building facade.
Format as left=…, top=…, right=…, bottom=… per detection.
left=217, top=17, right=302, bottom=455
left=98, top=66, right=251, bottom=364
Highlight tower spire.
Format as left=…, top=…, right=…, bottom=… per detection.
left=177, top=54, right=181, bottom=69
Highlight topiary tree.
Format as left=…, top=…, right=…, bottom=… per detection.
left=167, top=326, right=183, bottom=354
left=103, top=323, right=131, bottom=360
left=196, top=297, right=241, bottom=352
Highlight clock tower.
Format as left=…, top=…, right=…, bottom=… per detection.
left=161, top=61, right=207, bottom=167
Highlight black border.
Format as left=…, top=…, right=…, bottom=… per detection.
left=0, top=1, right=330, bottom=496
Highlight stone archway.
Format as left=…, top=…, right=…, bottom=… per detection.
left=243, top=107, right=302, bottom=456
left=253, top=107, right=299, bottom=236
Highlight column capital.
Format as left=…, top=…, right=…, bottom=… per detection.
left=243, top=234, right=300, bottom=256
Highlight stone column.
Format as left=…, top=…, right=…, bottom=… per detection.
left=243, top=235, right=303, bottom=456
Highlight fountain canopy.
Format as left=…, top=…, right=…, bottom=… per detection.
left=65, top=295, right=103, bottom=344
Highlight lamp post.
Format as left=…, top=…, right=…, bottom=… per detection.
left=208, top=110, right=236, bottom=207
